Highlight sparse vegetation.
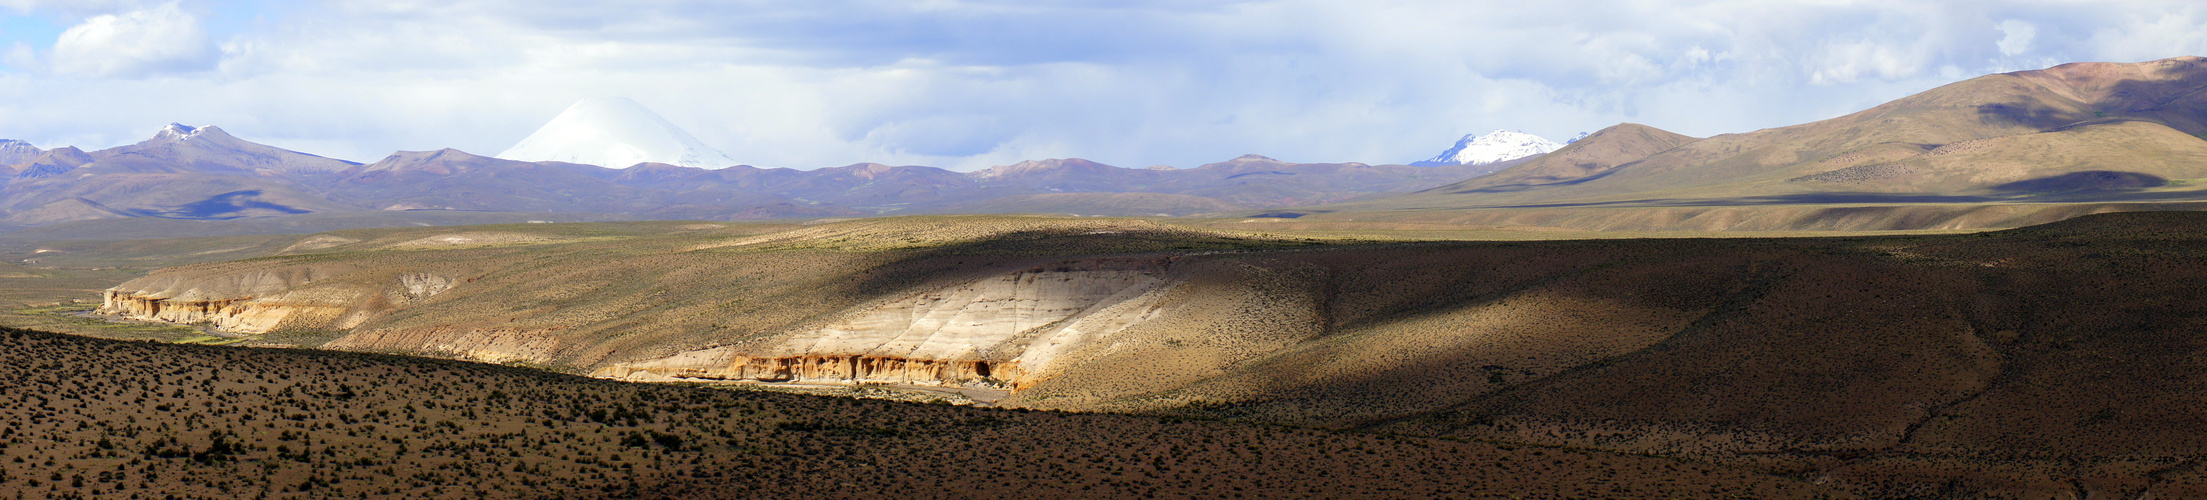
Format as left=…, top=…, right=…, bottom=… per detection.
left=16, top=212, right=2207, bottom=497
left=0, top=326, right=1831, bottom=498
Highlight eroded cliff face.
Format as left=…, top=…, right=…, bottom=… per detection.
left=98, top=269, right=452, bottom=335
left=593, top=258, right=1178, bottom=389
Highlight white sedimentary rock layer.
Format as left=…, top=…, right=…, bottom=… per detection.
left=594, top=259, right=1178, bottom=389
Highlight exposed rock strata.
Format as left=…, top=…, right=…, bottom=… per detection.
left=593, top=259, right=1177, bottom=389
left=98, top=267, right=446, bottom=335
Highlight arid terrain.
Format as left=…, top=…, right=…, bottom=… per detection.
left=8, top=56, right=2207, bottom=499
left=0, top=326, right=1839, bottom=499
left=0, top=211, right=2198, bottom=497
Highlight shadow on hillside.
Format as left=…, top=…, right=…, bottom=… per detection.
left=1142, top=238, right=1849, bottom=427
left=1979, top=60, right=2207, bottom=134
left=133, top=190, right=312, bottom=220
left=1425, top=170, right=2204, bottom=210
left=1990, top=171, right=2168, bottom=193
left=2095, top=61, right=2207, bottom=132
left=1431, top=168, right=1626, bottom=195
left=1977, top=102, right=2087, bottom=131
left=818, top=226, right=1329, bottom=300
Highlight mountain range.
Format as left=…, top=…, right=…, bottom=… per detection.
left=6, top=57, right=2207, bottom=235
left=0, top=126, right=1507, bottom=233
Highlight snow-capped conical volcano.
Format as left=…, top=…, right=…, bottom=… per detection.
left=496, top=97, right=739, bottom=169
left=1411, top=130, right=1563, bottom=166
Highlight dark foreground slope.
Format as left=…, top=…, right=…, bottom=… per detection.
left=0, top=327, right=1835, bottom=499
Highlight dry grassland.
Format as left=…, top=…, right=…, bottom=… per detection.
left=0, top=326, right=1839, bottom=499
left=28, top=212, right=2207, bottom=497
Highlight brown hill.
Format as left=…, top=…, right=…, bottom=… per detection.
left=1420, top=122, right=1698, bottom=193
left=0, top=125, right=362, bottom=224
left=969, top=158, right=1154, bottom=192
left=83, top=124, right=358, bottom=175
left=0, top=139, right=40, bottom=168
left=1300, top=57, right=2207, bottom=231
left=8, top=146, right=92, bottom=180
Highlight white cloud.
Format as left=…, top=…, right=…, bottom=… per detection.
left=0, top=0, right=141, bottom=15
left=5, top=0, right=2207, bottom=171
left=2, top=42, right=35, bottom=71
left=2084, top=8, right=2207, bottom=63
left=1996, top=19, right=2036, bottom=56
left=49, top=1, right=216, bottom=77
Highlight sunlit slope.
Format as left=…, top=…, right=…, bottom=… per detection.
left=99, top=217, right=1350, bottom=369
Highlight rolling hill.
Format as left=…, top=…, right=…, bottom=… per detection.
left=1284, top=56, right=2207, bottom=231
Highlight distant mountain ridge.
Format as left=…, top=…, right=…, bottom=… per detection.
left=0, top=126, right=1507, bottom=228
left=16, top=58, right=2198, bottom=233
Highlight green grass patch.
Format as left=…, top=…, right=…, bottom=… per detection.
left=3, top=305, right=207, bottom=342
left=253, top=329, right=346, bottom=348
left=14, top=304, right=96, bottom=315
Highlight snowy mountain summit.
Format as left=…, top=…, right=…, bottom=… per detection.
left=1411, top=130, right=1563, bottom=166
left=496, top=97, right=739, bottom=169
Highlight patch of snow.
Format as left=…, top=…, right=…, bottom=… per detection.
left=1412, top=130, right=1563, bottom=166
left=154, top=123, right=206, bottom=142
left=0, top=139, right=41, bottom=165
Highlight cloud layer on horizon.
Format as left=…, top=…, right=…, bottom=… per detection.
left=1, top=0, right=2204, bottom=170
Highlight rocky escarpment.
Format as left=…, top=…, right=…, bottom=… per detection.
left=593, top=258, right=1177, bottom=389
left=99, top=268, right=452, bottom=335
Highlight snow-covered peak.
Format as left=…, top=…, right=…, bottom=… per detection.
left=969, top=159, right=1054, bottom=180
left=1566, top=131, right=1590, bottom=144
left=155, top=123, right=207, bottom=141
left=1413, top=130, right=1562, bottom=166
left=0, top=139, right=41, bottom=166
left=496, top=97, right=739, bottom=169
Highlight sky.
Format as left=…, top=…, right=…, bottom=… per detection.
left=1, top=1, right=2205, bottom=171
